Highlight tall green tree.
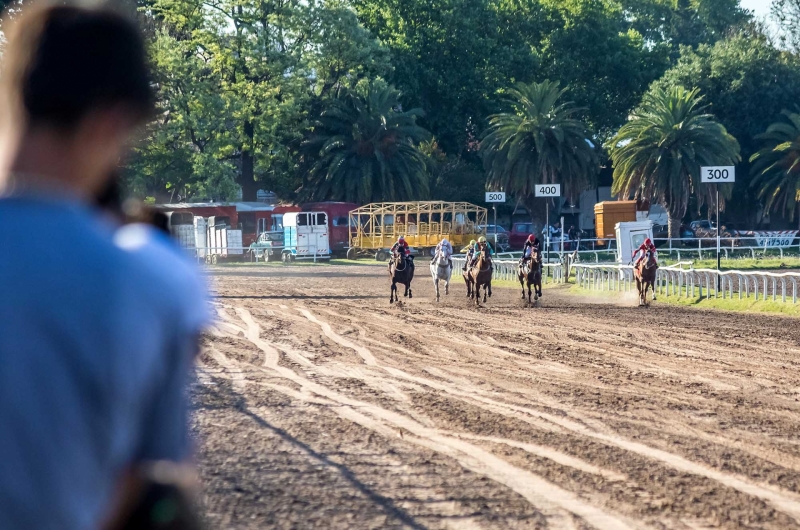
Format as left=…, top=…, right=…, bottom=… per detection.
left=538, top=0, right=670, bottom=138
left=480, top=80, right=599, bottom=219
left=351, top=0, right=541, bottom=157
left=750, top=111, right=800, bottom=225
left=298, top=82, right=430, bottom=203
left=607, top=86, right=741, bottom=238
left=773, top=0, right=800, bottom=52
left=621, top=0, right=749, bottom=54
left=129, top=0, right=388, bottom=202
left=650, top=33, right=800, bottom=219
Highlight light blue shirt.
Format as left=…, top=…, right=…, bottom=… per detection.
left=0, top=197, right=209, bottom=530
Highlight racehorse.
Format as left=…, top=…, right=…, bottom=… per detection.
left=634, top=249, right=657, bottom=306
left=430, top=250, right=452, bottom=302
left=518, top=247, right=542, bottom=305
left=466, top=246, right=493, bottom=305
left=389, top=252, right=414, bottom=304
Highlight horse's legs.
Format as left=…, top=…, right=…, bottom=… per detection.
left=651, top=280, right=657, bottom=301
left=519, top=276, right=526, bottom=299
left=433, top=277, right=440, bottom=302
left=390, top=282, right=396, bottom=304
left=636, top=278, right=644, bottom=306
left=408, top=284, right=413, bottom=298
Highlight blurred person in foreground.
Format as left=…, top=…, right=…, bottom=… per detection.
left=0, top=4, right=208, bottom=530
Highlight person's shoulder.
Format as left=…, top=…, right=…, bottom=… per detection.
left=113, top=223, right=210, bottom=332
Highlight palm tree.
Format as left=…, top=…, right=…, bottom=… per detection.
left=299, top=82, right=430, bottom=203
left=480, top=80, right=599, bottom=215
left=750, top=110, right=800, bottom=225
left=607, top=86, right=740, bottom=238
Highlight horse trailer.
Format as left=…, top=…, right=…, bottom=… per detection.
left=281, top=211, right=331, bottom=262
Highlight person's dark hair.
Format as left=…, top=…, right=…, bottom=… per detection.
left=1, top=4, right=153, bottom=130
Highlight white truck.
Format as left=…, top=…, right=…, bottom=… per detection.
left=281, top=211, right=331, bottom=262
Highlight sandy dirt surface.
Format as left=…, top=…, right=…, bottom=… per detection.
left=193, top=264, right=800, bottom=529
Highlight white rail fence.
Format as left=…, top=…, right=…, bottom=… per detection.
left=515, top=237, right=800, bottom=264
left=452, top=257, right=566, bottom=284
left=573, top=263, right=800, bottom=304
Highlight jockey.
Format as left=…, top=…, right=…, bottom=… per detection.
left=520, top=234, right=541, bottom=268
left=390, top=236, right=412, bottom=268
left=463, top=239, right=478, bottom=270
left=632, top=238, right=657, bottom=268
left=469, top=236, right=493, bottom=269
left=431, top=237, right=453, bottom=268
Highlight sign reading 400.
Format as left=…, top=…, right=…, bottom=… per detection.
left=535, top=184, right=561, bottom=197
left=700, top=166, right=735, bottom=183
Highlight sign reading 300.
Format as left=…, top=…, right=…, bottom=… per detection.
left=700, top=166, right=735, bottom=183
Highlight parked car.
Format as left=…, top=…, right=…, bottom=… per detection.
left=510, top=222, right=536, bottom=249
left=248, top=230, right=284, bottom=262
left=477, top=224, right=510, bottom=251
left=687, top=219, right=738, bottom=246
left=689, top=220, right=716, bottom=234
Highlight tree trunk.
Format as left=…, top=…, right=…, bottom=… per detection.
left=667, top=215, right=681, bottom=240
left=521, top=193, right=546, bottom=228
left=238, top=121, right=258, bottom=201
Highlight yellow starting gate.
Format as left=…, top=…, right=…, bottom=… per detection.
left=348, top=201, right=487, bottom=259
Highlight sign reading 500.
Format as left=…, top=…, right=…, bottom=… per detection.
left=485, top=192, right=506, bottom=202
left=535, top=184, right=561, bottom=197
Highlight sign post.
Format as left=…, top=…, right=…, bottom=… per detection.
left=535, top=184, right=561, bottom=263
left=485, top=192, right=506, bottom=249
left=701, top=166, right=735, bottom=291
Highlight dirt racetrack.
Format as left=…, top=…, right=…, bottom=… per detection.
left=194, top=264, right=800, bottom=529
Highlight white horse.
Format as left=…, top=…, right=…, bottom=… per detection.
left=430, top=250, right=452, bottom=302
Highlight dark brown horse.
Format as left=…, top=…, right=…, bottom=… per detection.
left=465, top=246, right=493, bottom=305
left=389, top=252, right=414, bottom=303
left=518, top=248, right=542, bottom=305
left=634, top=249, right=657, bottom=306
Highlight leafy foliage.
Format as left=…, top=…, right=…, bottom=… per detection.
left=607, top=87, right=740, bottom=235
left=298, top=82, right=430, bottom=203
left=537, top=0, right=670, bottom=137
left=621, top=0, right=749, bottom=53
left=773, top=0, right=800, bottom=53
left=750, top=111, right=800, bottom=221
left=130, top=0, right=388, bottom=201
left=480, top=80, right=599, bottom=205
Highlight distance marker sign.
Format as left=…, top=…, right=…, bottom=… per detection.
left=535, top=184, right=561, bottom=197
left=700, top=166, right=735, bottom=183
left=485, top=192, right=506, bottom=203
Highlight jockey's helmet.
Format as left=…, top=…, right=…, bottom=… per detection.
left=470, top=239, right=476, bottom=246
left=441, top=238, right=449, bottom=245
left=478, top=236, right=487, bottom=243
left=644, top=238, right=652, bottom=246
left=398, top=236, right=405, bottom=244
left=527, top=234, right=535, bottom=242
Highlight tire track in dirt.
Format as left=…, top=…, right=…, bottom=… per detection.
left=214, top=305, right=642, bottom=530
left=281, top=302, right=800, bottom=523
